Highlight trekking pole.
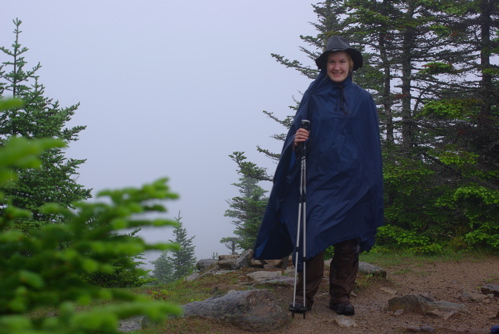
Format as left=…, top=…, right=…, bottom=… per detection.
left=290, top=119, right=310, bottom=319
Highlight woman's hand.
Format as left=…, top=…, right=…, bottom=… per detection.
left=294, top=128, right=310, bottom=148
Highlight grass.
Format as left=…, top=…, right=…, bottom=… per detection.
left=484, top=276, right=499, bottom=284
left=132, top=270, right=247, bottom=305
left=359, top=248, right=498, bottom=269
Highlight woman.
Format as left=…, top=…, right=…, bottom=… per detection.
left=254, top=36, right=384, bottom=316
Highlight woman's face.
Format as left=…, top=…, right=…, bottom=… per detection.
left=326, top=51, right=352, bottom=83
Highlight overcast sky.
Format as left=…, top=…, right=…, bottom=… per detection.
left=1, top=0, right=319, bottom=265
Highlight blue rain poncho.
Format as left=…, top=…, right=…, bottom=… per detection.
left=254, top=70, right=384, bottom=262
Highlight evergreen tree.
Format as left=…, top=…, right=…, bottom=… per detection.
left=271, top=0, right=346, bottom=80
left=81, top=229, right=154, bottom=288
left=224, top=174, right=268, bottom=251
left=231, top=0, right=498, bottom=252
left=152, top=213, right=197, bottom=283
left=0, top=19, right=90, bottom=230
left=151, top=250, right=174, bottom=284
left=0, top=20, right=151, bottom=288
left=0, top=99, right=182, bottom=332
left=220, top=236, right=239, bottom=255
left=169, top=213, right=196, bottom=280
left=412, top=0, right=499, bottom=248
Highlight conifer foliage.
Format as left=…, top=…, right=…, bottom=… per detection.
left=151, top=213, right=197, bottom=283
left=0, top=98, right=182, bottom=334
left=0, top=19, right=90, bottom=230
left=224, top=172, right=268, bottom=252
left=229, top=0, right=498, bottom=253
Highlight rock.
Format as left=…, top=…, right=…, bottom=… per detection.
left=481, top=284, right=499, bottom=297
left=191, top=264, right=228, bottom=280
left=140, top=316, right=162, bottom=329
left=283, top=267, right=295, bottom=276
left=460, top=291, right=489, bottom=303
left=215, top=250, right=253, bottom=271
left=196, top=258, right=216, bottom=271
left=388, top=294, right=469, bottom=316
left=392, top=309, right=404, bottom=316
left=118, top=316, right=144, bottom=333
left=420, top=325, right=436, bottom=332
left=250, top=259, right=265, bottom=268
left=358, top=261, right=387, bottom=278
left=251, top=257, right=290, bottom=269
left=218, top=258, right=239, bottom=270
left=333, top=315, right=358, bottom=328
left=118, top=314, right=170, bottom=332
left=434, top=300, right=469, bottom=314
left=245, top=271, right=294, bottom=286
left=236, top=249, right=253, bottom=269
left=381, top=287, right=398, bottom=295
left=182, top=289, right=288, bottom=332
left=258, top=259, right=283, bottom=270
left=388, top=295, right=430, bottom=314
left=247, top=271, right=282, bottom=281
left=427, top=309, right=457, bottom=320
left=263, top=260, right=281, bottom=269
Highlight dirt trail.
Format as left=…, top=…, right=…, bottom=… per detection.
left=199, top=257, right=499, bottom=334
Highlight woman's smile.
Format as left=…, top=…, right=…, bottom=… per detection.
left=327, top=51, right=351, bottom=83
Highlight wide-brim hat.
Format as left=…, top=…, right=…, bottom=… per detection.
left=315, top=36, right=363, bottom=71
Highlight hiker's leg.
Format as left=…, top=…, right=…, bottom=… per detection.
left=296, top=251, right=325, bottom=308
left=329, top=239, right=360, bottom=314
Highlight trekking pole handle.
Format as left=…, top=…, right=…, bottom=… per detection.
left=301, top=119, right=310, bottom=131
left=296, top=120, right=310, bottom=155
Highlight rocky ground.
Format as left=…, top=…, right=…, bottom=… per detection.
left=185, top=256, right=499, bottom=334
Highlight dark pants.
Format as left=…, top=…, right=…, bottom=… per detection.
left=295, top=239, right=360, bottom=307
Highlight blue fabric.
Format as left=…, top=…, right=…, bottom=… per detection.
left=254, top=70, right=384, bottom=264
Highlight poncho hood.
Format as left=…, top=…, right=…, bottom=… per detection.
left=254, top=71, right=384, bottom=263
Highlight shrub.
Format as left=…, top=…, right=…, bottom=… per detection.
left=0, top=99, right=182, bottom=333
